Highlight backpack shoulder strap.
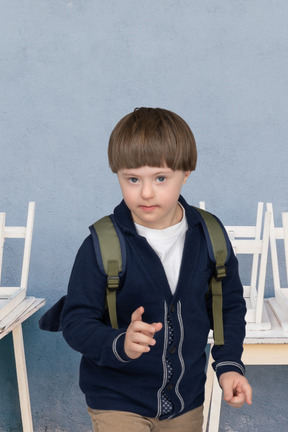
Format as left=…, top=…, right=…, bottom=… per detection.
left=89, top=215, right=126, bottom=330
left=193, top=207, right=230, bottom=345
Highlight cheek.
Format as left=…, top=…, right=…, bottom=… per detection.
left=122, top=188, right=137, bottom=206
left=162, top=188, right=181, bottom=207
left=168, top=182, right=183, bottom=198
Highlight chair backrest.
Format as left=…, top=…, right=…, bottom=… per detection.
left=283, top=212, right=288, bottom=290
left=226, top=202, right=264, bottom=293
left=0, top=202, right=35, bottom=321
left=199, top=202, right=271, bottom=329
left=229, top=209, right=271, bottom=327
left=265, top=203, right=288, bottom=331
left=267, top=203, right=288, bottom=298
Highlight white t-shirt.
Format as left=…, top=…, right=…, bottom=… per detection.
left=134, top=204, right=188, bottom=294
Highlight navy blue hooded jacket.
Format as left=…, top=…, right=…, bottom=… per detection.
left=61, top=196, right=246, bottom=420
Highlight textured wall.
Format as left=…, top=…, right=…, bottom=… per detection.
left=1, top=1, right=288, bottom=431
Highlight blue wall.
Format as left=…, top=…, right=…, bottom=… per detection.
left=1, top=1, right=288, bottom=431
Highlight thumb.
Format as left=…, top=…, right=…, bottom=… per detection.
left=131, top=306, right=144, bottom=323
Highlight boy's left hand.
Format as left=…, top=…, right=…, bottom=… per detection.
left=219, top=371, right=252, bottom=408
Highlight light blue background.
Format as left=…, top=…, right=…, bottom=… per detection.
left=1, top=1, right=288, bottom=431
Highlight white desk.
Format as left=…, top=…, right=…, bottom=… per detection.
left=0, top=297, right=45, bottom=432
left=204, top=300, right=288, bottom=432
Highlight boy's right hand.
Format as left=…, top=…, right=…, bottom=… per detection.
left=124, top=306, right=163, bottom=360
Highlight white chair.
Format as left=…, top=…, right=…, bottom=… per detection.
left=0, top=202, right=45, bottom=432
left=201, top=201, right=271, bottom=432
left=227, top=206, right=271, bottom=331
left=266, top=202, right=288, bottom=331
left=198, top=202, right=271, bottom=331
left=0, top=202, right=35, bottom=321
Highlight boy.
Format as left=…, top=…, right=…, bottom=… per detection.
left=61, top=107, right=252, bottom=432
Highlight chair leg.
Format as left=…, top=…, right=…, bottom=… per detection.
left=208, top=374, right=222, bottom=432
left=203, top=345, right=214, bottom=432
left=12, top=324, right=33, bottom=432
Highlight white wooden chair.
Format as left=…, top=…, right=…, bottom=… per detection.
left=0, top=202, right=42, bottom=432
left=266, top=202, right=288, bottom=331
left=205, top=301, right=288, bottom=432
left=200, top=201, right=272, bottom=432
left=199, top=202, right=272, bottom=331
left=0, top=202, right=35, bottom=321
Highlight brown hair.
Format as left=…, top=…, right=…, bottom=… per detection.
left=108, top=107, right=197, bottom=172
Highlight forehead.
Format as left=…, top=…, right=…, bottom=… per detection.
left=118, top=166, right=173, bottom=177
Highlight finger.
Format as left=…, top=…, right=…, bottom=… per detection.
left=138, top=322, right=163, bottom=340
left=128, top=341, right=151, bottom=355
left=151, top=322, right=163, bottom=333
left=227, top=392, right=247, bottom=408
left=131, top=306, right=144, bottom=323
left=223, top=389, right=234, bottom=404
left=130, top=320, right=158, bottom=337
left=224, top=383, right=252, bottom=408
left=239, top=382, right=253, bottom=405
left=129, top=332, right=156, bottom=347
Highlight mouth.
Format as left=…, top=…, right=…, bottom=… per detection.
left=139, top=205, right=158, bottom=212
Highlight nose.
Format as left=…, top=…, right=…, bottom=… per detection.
left=140, top=181, right=155, bottom=199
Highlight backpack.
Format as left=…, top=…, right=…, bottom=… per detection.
left=39, top=207, right=229, bottom=345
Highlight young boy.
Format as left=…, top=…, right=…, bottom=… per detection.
left=61, top=107, right=252, bottom=432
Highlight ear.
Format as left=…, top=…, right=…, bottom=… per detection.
left=183, top=171, right=191, bottom=184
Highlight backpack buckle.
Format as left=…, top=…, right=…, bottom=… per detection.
left=214, top=265, right=227, bottom=282
left=107, top=276, right=120, bottom=291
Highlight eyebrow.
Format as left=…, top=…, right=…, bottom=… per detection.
left=120, top=169, right=172, bottom=177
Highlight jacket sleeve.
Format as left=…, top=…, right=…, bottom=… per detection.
left=210, top=243, right=247, bottom=379
left=61, top=235, right=130, bottom=368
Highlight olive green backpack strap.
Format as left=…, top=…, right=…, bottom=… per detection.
left=193, top=207, right=229, bottom=345
left=90, top=215, right=126, bottom=330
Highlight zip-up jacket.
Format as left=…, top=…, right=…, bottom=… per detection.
left=61, top=196, right=246, bottom=419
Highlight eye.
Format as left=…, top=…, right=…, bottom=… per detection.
left=129, top=177, right=139, bottom=184
left=156, top=176, right=166, bottom=183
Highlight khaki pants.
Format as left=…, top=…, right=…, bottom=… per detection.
left=88, top=405, right=203, bottom=432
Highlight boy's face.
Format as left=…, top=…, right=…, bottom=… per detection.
left=117, top=166, right=190, bottom=229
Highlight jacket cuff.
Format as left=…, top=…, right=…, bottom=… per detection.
left=214, top=361, right=245, bottom=380
left=112, top=332, right=132, bottom=363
